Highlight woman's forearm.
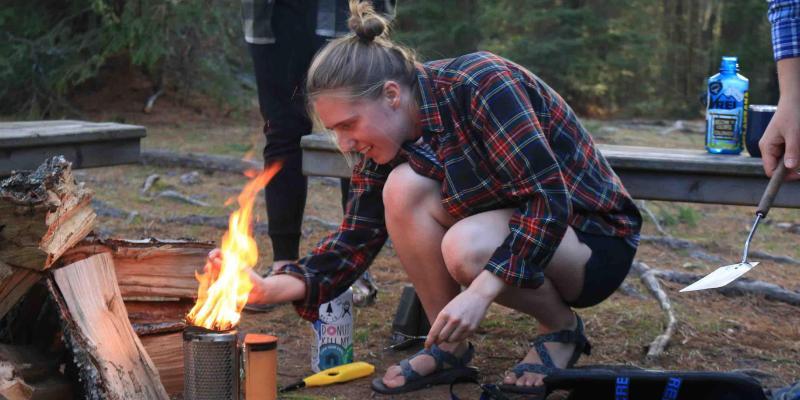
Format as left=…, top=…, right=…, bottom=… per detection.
left=249, top=272, right=307, bottom=304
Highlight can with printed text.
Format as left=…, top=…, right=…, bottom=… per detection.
left=310, top=288, right=354, bottom=372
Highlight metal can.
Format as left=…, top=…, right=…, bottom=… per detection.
left=310, top=288, right=354, bottom=372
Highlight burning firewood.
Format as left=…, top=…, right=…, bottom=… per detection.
left=186, top=164, right=281, bottom=331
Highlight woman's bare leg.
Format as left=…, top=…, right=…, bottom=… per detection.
left=380, top=163, right=466, bottom=388
left=382, top=163, right=592, bottom=388
left=440, top=209, right=592, bottom=388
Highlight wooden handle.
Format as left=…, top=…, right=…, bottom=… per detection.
left=757, top=160, right=789, bottom=217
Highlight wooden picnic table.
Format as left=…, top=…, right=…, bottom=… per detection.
left=0, top=120, right=146, bottom=175
left=301, top=133, right=800, bottom=208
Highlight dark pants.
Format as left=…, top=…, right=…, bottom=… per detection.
left=249, top=0, right=349, bottom=261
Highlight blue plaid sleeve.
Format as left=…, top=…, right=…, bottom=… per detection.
left=769, top=0, right=800, bottom=60
left=274, top=158, right=391, bottom=321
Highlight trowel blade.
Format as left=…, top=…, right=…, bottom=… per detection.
left=680, top=262, right=759, bottom=292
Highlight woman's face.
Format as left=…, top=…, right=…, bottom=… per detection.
left=313, top=82, right=417, bottom=165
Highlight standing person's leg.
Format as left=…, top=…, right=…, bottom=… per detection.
left=250, top=2, right=314, bottom=269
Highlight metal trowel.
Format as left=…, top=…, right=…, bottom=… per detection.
left=681, top=161, right=789, bottom=292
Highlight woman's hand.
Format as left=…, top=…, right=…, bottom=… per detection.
left=203, top=249, right=280, bottom=304
left=425, top=289, right=491, bottom=347
left=760, top=57, right=800, bottom=180
left=425, top=271, right=506, bottom=347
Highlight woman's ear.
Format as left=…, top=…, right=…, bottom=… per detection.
left=383, top=81, right=401, bottom=108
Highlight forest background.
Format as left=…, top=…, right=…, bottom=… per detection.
left=0, top=0, right=779, bottom=119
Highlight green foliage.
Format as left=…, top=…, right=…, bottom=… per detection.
left=676, top=206, right=701, bottom=227
left=1, top=0, right=249, bottom=117
left=394, top=0, right=482, bottom=60
left=1, top=0, right=777, bottom=118
left=395, top=0, right=774, bottom=118
left=657, top=205, right=701, bottom=227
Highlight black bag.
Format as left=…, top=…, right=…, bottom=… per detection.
left=451, top=366, right=768, bottom=400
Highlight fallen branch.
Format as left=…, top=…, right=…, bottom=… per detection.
left=642, top=235, right=800, bottom=266
left=140, top=174, right=160, bottom=196
left=638, top=201, right=670, bottom=237
left=640, top=235, right=723, bottom=263
left=92, top=199, right=268, bottom=233
left=143, top=88, right=164, bottom=114
left=646, top=268, right=800, bottom=307
left=617, top=281, right=648, bottom=300
left=631, top=261, right=676, bottom=357
left=749, top=250, right=800, bottom=266
left=141, top=149, right=260, bottom=174
left=156, top=190, right=209, bottom=207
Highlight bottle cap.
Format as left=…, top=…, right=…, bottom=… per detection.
left=720, top=56, right=739, bottom=73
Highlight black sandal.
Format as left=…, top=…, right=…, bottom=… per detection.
left=499, top=313, right=591, bottom=395
left=371, top=342, right=479, bottom=394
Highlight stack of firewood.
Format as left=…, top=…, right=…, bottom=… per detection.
left=1, top=156, right=211, bottom=399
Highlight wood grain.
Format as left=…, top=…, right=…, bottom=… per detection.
left=53, top=253, right=169, bottom=399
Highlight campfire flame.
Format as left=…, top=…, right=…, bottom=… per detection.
left=187, top=163, right=281, bottom=331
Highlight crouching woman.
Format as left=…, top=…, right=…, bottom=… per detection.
left=217, top=0, right=642, bottom=395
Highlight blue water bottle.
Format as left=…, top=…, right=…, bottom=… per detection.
left=705, top=56, right=749, bottom=154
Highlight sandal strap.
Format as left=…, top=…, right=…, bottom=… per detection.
left=398, top=342, right=475, bottom=384
left=530, top=314, right=591, bottom=356
left=510, top=362, right=555, bottom=378
left=430, top=342, right=475, bottom=368
left=521, top=314, right=592, bottom=373
left=399, top=358, right=423, bottom=382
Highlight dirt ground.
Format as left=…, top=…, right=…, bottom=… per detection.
left=64, top=83, right=800, bottom=399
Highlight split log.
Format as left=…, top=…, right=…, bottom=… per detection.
left=125, top=301, right=190, bottom=395
left=60, top=237, right=214, bottom=299
left=51, top=253, right=169, bottom=399
left=0, top=156, right=96, bottom=270
left=0, top=261, right=41, bottom=320
left=139, top=332, right=184, bottom=396
left=126, top=300, right=192, bottom=335
left=631, top=261, right=676, bottom=357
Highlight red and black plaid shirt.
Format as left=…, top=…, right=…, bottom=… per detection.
left=277, top=52, right=642, bottom=321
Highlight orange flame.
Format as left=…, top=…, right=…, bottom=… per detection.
left=187, top=163, right=282, bottom=331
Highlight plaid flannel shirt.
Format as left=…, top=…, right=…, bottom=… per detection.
left=241, top=0, right=395, bottom=44
left=277, top=52, right=642, bottom=321
left=769, top=0, right=800, bottom=60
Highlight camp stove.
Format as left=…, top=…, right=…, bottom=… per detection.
left=183, top=326, right=240, bottom=400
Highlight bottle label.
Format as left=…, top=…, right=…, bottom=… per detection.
left=310, top=290, right=354, bottom=372
left=706, top=80, right=747, bottom=152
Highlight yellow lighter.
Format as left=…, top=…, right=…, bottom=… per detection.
left=278, top=361, right=375, bottom=393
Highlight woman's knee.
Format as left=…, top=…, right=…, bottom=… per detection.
left=441, top=227, right=492, bottom=286
left=383, top=164, right=437, bottom=221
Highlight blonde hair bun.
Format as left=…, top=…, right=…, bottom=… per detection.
left=348, top=0, right=388, bottom=42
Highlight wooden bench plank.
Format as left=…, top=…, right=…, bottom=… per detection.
left=0, top=120, right=146, bottom=175
left=300, top=133, right=800, bottom=208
